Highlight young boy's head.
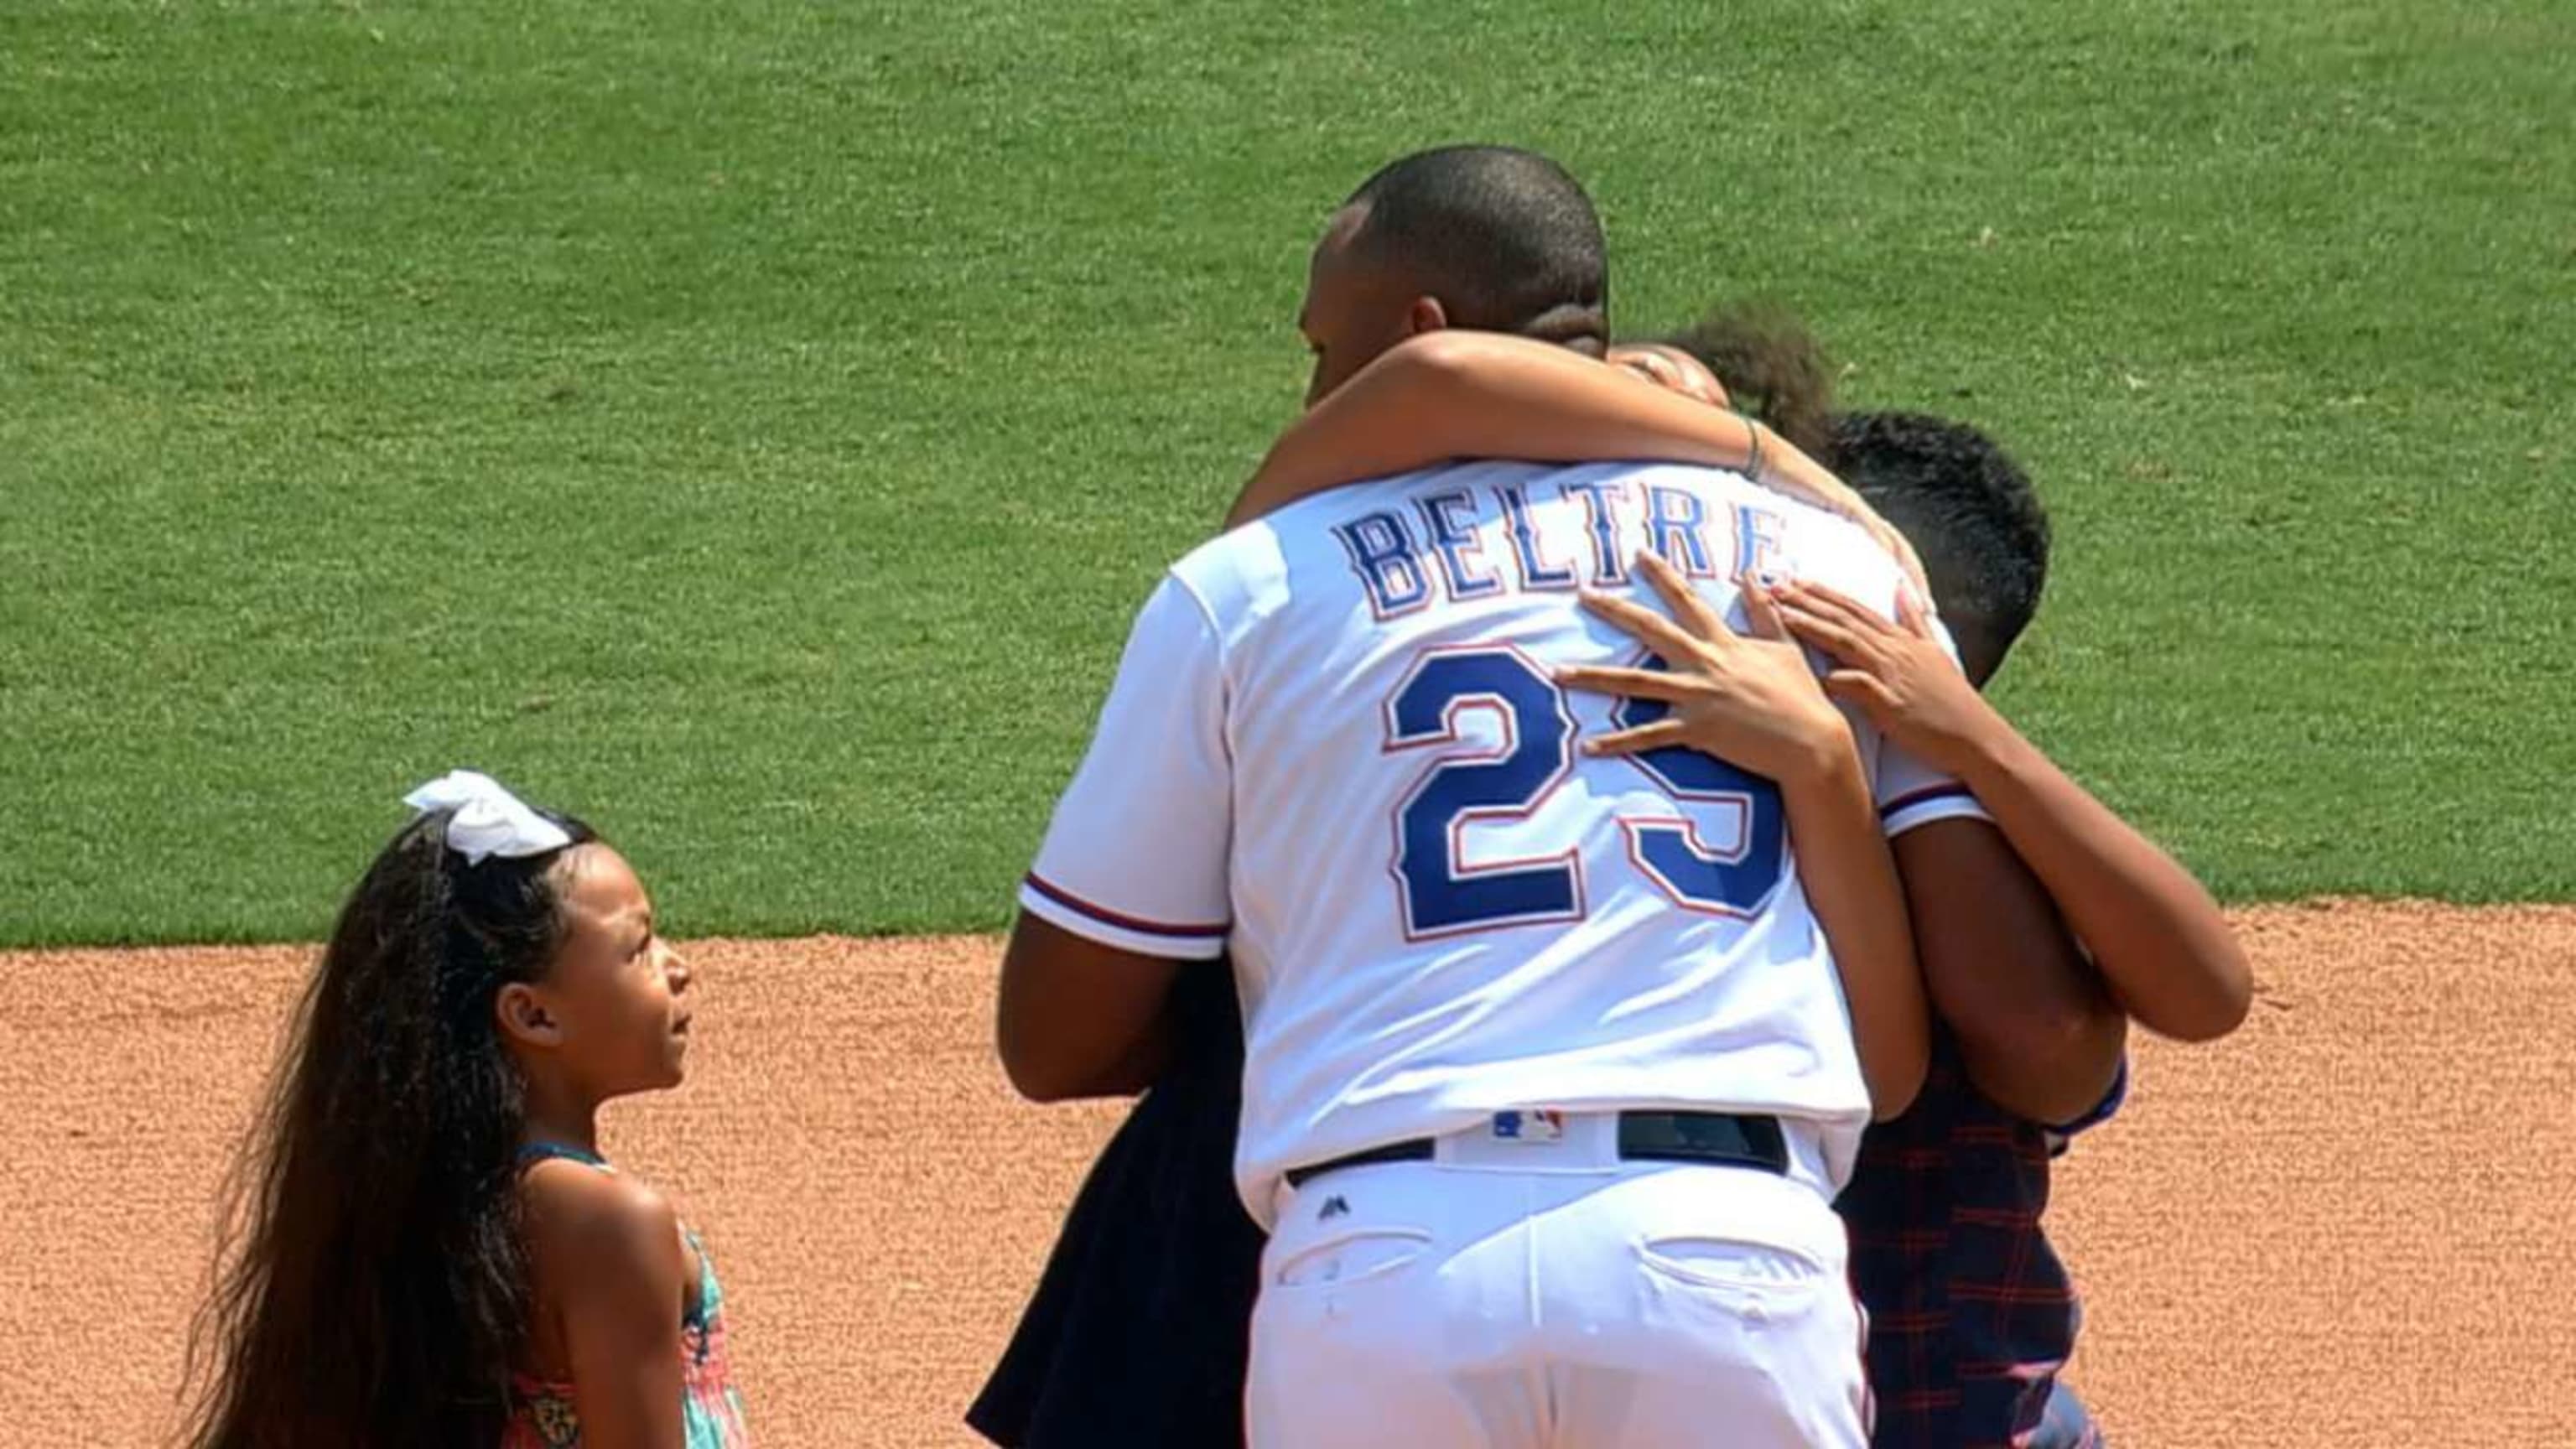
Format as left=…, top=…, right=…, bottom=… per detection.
left=1826, top=410, right=2050, bottom=687
left=1645, top=304, right=2049, bottom=684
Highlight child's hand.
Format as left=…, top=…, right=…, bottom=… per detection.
left=1774, top=579, right=2007, bottom=777
left=1760, top=441, right=1933, bottom=598
left=1556, top=551, right=1856, bottom=784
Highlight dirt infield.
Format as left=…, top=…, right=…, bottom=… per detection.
left=6, top=902, right=2571, bottom=1446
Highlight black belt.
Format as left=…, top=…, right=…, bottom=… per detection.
left=1285, top=1111, right=1789, bottom=1189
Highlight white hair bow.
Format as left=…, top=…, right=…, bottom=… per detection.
left=402, top=770, right=574, bottom=865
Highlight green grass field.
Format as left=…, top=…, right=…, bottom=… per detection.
left=4, top=0, right=2570, bottom=946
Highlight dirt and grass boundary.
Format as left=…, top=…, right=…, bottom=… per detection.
left=8, top=902, right=2571, bottom=1446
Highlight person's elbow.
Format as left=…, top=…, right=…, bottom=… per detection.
left=995, top=1007, right=1073, bottom=1102
left=999, top=1040, right=1097, bottom=1104
left=1867, top=1047, right=1929, bottom=1122
left=2130, top=936, right=2257, bottom=1044
left=1957, top=995, right=2129, bottom=1128
left=995, top=914, right=1176, bottom=1103
left=994, top=985, right=1123, bottom=1103
left=1000, top=1026, right=1165, bottom=1104
left=995, top=927, right=1093, bottom=1103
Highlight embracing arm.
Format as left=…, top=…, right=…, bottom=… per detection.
left=1778, top=733, right=1930, bottom=1118
left=1932, top=727, right=2251, bottom=1043
left=1228, top=332, right=1922, bottom=584
left=1890, top=819, right=2128, bottom=1125
left=1777, top=579, right=2251, bottom=1046
left=998, top=915, right=1186, bottom=1101
left=1002, top=573, right=1232, bottom=1103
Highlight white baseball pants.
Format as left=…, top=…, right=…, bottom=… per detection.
left=1247, top=1113, right=1867, bottom=1449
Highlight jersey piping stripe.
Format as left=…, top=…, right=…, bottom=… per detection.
left=1022, top=874, right=1230, bottom=940
left=1878, top=782, right=1977, bottom=819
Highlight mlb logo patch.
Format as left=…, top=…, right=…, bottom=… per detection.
left=1491, top=1109, right=1565, bottom=1143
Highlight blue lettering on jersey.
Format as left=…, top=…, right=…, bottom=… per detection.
left=1558, top=480, right=1629, bottom=584
left=1340, top=480, right=1790, bottom=619
left=1417, top=490, right=1503, bottom=600
left=1334, top=509, right=1432, bottom=619
left=1386, top=649, right=1583, bottom=936
left=1645, top=485, right=1717, bottom=579
left=1617, top=675, right=1788, bottom=917
left=1734, top=503, right=1786, bottom=581
left=1498, top=483, right=1576, bottom=590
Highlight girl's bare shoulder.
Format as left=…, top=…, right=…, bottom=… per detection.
left=520, top=1160, right=685, bottom=1281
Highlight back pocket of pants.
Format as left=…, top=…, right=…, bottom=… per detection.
left=1633, top=1232, right=1829, bottom=1302
left=1270, top=1228, right=1434, bottom=1291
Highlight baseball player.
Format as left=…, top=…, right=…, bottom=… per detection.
left=973, top=345, right=2251, bottom=1446
left=1218, top=329, right=2251, bottom=1448
left=996, top=145, right=2093, bottom=1448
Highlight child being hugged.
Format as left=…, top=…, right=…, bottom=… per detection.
left=188, top=771, right=750, bottom=1449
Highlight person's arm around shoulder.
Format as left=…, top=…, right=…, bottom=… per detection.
left=1228, top=331, right=1924, bottom=587
left=1778, top=579, right=2253, bottom=1096
left=522, top=1164, right=690, bottom=1449
left=999, top=918, right=1188, bottom=1101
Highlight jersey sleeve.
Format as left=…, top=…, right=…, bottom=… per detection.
left=1872, top=613, right=1994, bottom=837
left=1018, top=574, right=1233, bottom=960
left=1876, top=742, right=1990, bottom=837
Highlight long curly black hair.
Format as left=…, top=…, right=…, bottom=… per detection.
left=1652, top=299, right=1839, bottom=463
left=186, top=805, right=595, bottom=1448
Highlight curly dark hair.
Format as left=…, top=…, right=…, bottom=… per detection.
left=1650, top=299, right=1838, bottom=462
left=1643, top=302, right=2047, bottom=683
left=186, top=804, right=596, bottom=1449
left=1827, top=410, right=2052, bottom=685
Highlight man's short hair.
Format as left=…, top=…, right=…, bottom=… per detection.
left=1827, top=411, right=2051, bottom=686
left=1344, top=145, right=1608, bottom=350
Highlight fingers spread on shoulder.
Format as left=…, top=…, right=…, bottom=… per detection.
left=1632, top=550, right=1727, bottom=638
left=1823, top=669, right=1899, bottom=715
left=1554, top=664, right=1690, bottom=703
left=1781, top=579, right=1893, bottom=635
left=1778, top=603, right=1870, bottom=665
left=1581, top=719, right=1686, bottom=758
left=1580, top=588, right=1703, bottom=660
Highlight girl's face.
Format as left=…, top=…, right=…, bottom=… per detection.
left=506, top=844, right=694, bottom=1096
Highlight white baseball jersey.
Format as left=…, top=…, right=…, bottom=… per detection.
left=1021, top=460, right=1986, bottom=1225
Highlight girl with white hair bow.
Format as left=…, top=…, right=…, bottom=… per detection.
left=189, top=771, right=752, bottom=1449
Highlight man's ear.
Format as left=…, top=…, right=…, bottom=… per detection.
left=1405, top=295, right=1450, bottom=335
left=496, top=983, right=563, bottom=1048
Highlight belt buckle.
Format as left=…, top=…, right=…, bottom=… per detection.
left=1490, top=1109, right=1565, bottom=1144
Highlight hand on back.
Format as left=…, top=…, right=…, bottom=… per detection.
left=1772, top=579, right=2008, bottom=778
left=1555, top=550, right=1855, bottom=783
